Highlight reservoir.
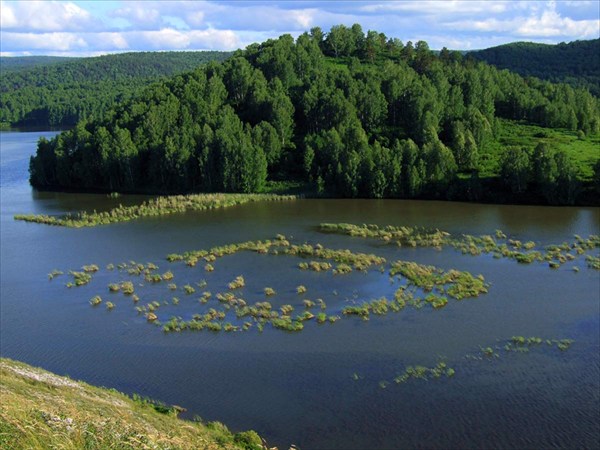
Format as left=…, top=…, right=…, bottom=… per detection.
left=1, top=130, right=599, bottom=449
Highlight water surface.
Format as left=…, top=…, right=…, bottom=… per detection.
left=1, top=131, right=599, bottom=449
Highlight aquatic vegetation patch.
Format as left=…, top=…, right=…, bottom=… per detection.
left=284, top=243, right=386, bottom=271
left=298, top=261, right=333, bottom=272
left=120, top=281, right=135, bottom=295
left=183, top=284, right=196, bottom=295
left=391, top=360, right=455, bottom=385
left=390, top=261, right=489, bottom=299
left=296, top=285, right=307, bottom=294
left=320, top=223, right=450, bottom=249
left=58, top=232, right=493, bottom=334
left=466, top=336, right=576, bottom=359
left=586, top=255, right=600, bottom=270
left=227, top=276, right=245, bottom=290
left=14, top=193, right=297, bottom=228
left=47, top=269, right=63, bottom=280
left=263, top=287, right=276, bottom=296
left=505, top=336, right=575, bottom=352
left=68, top=271, right=92, bottom=287
left=319, top=223, right=599, bottom=270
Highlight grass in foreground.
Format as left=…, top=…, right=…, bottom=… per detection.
left=0, top=358, right=267, bottom=450
left=14, top=193, right=296, bottom=228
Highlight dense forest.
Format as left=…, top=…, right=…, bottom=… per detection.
left=0, top=56, right=72, bottom=72
left=29, top=25, right=600, bottom=204
left=0, top=51, right=231, bottom=128
left=470, top=39, right=600, bottom=97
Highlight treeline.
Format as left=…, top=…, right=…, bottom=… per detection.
left=0, top=56, right=72, bottom=72
left=469, top=39, right=600, bottom=97
left=30, top=25, right=600, bottom=204
left=1, top=51, right=231, bottom=128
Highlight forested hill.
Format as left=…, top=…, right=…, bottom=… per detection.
left=0, top=56, right=73, bottom=72
left=0, top=51, right=231, bottom=128
left=30, top=25, right=600, bottom=205
left=469, top=39, right=600, bottom=97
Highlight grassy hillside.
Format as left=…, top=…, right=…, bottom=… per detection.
left=0, top=51, right=232, bottom=128
left=0, top=358, right=266, bottom=450
left=469, top=39, right=600, bottom=96
left=486, top=119, right=600, bottom=180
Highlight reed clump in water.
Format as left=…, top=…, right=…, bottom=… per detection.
left=120, top=281, right=135, bottom=295
left=14, top=193, right=297, bottom=228
left=227, top=276, right=245, bottom=290
left=69, top=271, right=92, bottom=287
left=392, top=360, right=455, bottom=385
left=390, top=260, right=489, bottom=299
left=264, top=287, right=276, bottom=296
left=319, top=223, right=599, bottom=270
left=48, top=269, right=63, bottom=280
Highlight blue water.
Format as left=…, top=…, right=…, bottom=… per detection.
left=1, top=131, right=599, bottom=449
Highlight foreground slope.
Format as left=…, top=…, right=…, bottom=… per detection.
left=0, top=358, right=266, bottom=450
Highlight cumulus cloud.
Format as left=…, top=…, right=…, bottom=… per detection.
left=445, top=1, right=600, bottom=39
left=360, top=1, right=510, bottom=16
left=1, top=0, right=598, bottom=56
left=0, top=1, right=97, bottom=32
left=1, top=31, right=88, bottom=52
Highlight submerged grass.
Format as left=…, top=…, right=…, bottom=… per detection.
left=14, top=193, right=297, bottom=228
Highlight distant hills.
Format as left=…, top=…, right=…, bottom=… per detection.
left=2, top=39, right=598, bottom=130
left=27, top=26, right=599, bottom=205
left=469, top=39, right=600, bottom=96
left=0, top=56, right=73, bottom=72
left=1, top=51, right=232, bottom=128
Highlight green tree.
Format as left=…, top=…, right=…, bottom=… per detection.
left=500, top=147, right=530, bottom=193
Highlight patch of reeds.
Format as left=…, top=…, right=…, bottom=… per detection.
left=15, top=193, right=297, bottom=228
left=392, top=360, right=454, bottom=385
left=390, top=260, right=489, bottom=299
left=183, top=284, right=196, bottom=295
left=69, top=271, right=92, bottom=287
left=120, top=281, right=134, bottom=295
left=319, top=223, right=599, bottom=270
left=48, top=269, right=63, bottom=280
left=227, top=276, right=245, bottom=290
left=264, top=287, right=276, bottom=296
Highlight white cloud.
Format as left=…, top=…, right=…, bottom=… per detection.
left=0, top=1, right=96, bottom=32
left=1, top=31, right=88, bottom=52
left=517, top=7, right=599, bottom=37
left=187, top=11, right=206, bottom=27
left=360, top=1, right=510, bottom=16
left=111, top=3, right=163, bottom=29
left=1, top=0, right=598, bottom=56
left=446, top=1, right=600, bottom=39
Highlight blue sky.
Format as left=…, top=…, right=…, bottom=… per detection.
left=1, top=1, right=599, bottom=56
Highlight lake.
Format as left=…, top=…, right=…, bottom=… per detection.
left=1, top=130, right=599, bottom=449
